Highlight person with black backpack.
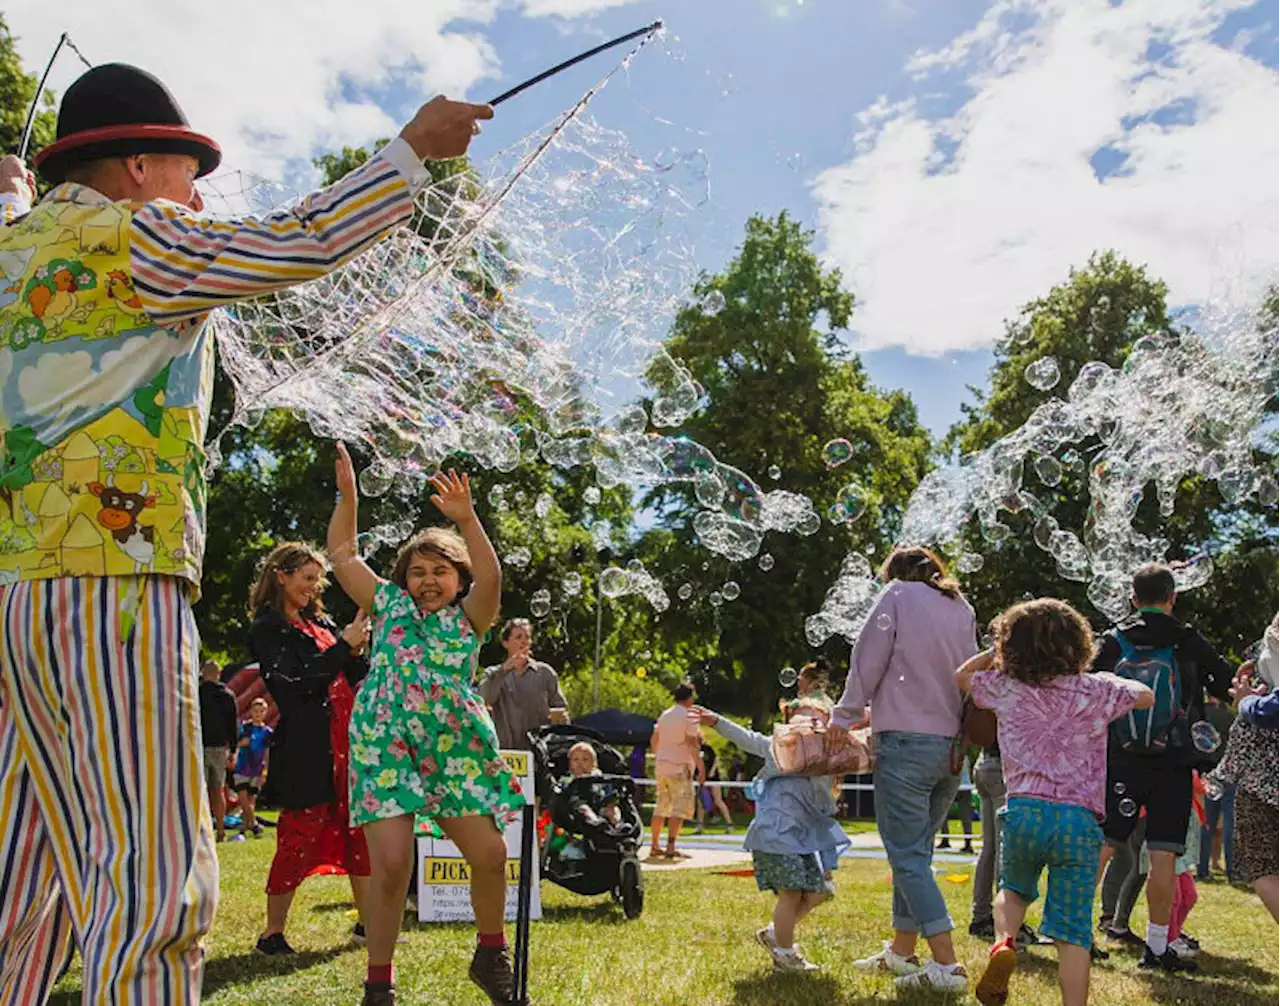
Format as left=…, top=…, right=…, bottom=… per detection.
left=1092, top=564, right=1233, bottom=974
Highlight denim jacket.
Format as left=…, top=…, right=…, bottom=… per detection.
left=713, top=717, right=851, bottom=859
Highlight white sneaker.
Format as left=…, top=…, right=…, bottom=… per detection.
left=773, top=948, right=821, bottom=972
left=755, top=926, right=777, bottom=955
left=1170, top=937, right=1199, bottom=959
left=854, top=941, right=922, bottom=976
left=894, top=960, right=969, bottom=992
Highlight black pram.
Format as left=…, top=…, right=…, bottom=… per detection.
left=530, top=724, right=644, bottom=919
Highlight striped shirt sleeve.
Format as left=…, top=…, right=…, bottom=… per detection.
left=130, top=137, right=431, bottom=324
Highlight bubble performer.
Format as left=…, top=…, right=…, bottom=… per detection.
left=0, top=61, right=490, bottom=1004
left=329, top=444, right=524, bottom=1006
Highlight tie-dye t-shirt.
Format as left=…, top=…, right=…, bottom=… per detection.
left=970, top=670, right=1147, bottom=816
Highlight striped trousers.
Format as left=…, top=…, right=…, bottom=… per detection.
left=0, top=577, right=218, bottom=1004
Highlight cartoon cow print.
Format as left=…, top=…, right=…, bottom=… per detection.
left=88, top=477, right=156, bottom=571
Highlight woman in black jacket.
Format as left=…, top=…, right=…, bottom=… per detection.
left=248, top=542, right=372, bottom=955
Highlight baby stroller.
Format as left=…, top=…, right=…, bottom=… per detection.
left=530, top=724, right=645, bottom=919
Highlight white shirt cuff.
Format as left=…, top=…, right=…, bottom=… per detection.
left=0, top=191, right=30, bottom=214
left=376, top=136, right=431, bottom=195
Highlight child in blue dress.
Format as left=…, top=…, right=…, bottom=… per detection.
left=689, top=697, right=850, bottom=972
left=329, top=443, right=522, bottom=1006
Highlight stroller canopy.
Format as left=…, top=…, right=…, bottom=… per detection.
left=571, top=709, right=656, bottom=747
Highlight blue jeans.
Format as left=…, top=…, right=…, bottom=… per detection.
left=1197, top=784, right=1235, bottom=879
left=875, top=731, right=961, bottom=938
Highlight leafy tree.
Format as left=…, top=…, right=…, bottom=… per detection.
left=0, top=16, right=56, bottom=168
left=639, top=213, right=932, bottom=724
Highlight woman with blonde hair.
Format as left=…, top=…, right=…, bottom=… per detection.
left=247, top=542, right=372, bottom=955
left=830, top=546, right=978, bottom=993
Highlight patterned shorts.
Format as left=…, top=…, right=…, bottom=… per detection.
left=752, top=851, right=827, bottom=893
left=999, top=797, right=1101, bottom=949
left=1233, top=790, right=1278, bottom=885
left=655, top=773, right=695, bottom=820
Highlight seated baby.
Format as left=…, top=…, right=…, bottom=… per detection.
left=567, top=741, right=622, bottom=826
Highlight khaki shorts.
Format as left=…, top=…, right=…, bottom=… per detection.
left=203, top=746, right=229, bottom=793
left=655, top=773, right=695, bottom=821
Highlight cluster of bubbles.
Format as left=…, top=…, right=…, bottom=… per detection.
left=599, top=558, right=670, bottom=612
left=805, top=552, right=883, bottom=646
left=890, top=291, right=1278, bottom=624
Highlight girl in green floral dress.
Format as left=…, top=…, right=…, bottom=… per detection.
left=328, top=443, right=523, bottom=1006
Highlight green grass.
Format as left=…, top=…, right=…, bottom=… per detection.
left=52, top=833, right=1276, bottom=1006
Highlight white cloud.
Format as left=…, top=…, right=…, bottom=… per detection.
left=19, top=331, right=178, bottom=417
left=5, top=1, right=508, bottom=181
left=518, top=0, right=647, bottom=16
left=812, top=0, right=1279, bottom=355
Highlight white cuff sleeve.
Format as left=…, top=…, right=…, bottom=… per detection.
left=375, top=136, right=431, bottom=195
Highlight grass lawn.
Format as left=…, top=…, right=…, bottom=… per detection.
left=52, top=832, right=1276, bottom=1006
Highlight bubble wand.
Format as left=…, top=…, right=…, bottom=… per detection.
left=486, top=19, right=663, bottom=107
left=17, top=32, right=93, bottom=160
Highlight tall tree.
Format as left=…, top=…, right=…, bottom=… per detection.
left=0, top=16, right=57, bottom=166
left=640, top=212, right=932, bottom=724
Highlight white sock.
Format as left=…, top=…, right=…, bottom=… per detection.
left=775, top=944, right=796, bottom=956
left=1147, top=923, right=1169, bottom=956
left=765, top=922, right=776, bottom=939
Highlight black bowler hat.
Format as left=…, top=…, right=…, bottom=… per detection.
left=34, top=63, right=221, bottom=184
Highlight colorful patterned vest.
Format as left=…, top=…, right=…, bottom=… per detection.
left=0, top=186, right=212, bottom=590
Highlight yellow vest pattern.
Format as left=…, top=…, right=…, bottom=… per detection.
left=0, top=191, right=212, bottom=590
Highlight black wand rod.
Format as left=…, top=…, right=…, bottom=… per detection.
left=487, top=19, right=663, bottom=107
left=18, top=32, right=92, bottom=161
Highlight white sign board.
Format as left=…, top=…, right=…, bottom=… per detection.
left=416, top=749, right=541, bottom=923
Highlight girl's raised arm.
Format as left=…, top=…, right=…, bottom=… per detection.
left=429, top=469, right=501, bottom=634
left=327, top=442, right=380, bottom=614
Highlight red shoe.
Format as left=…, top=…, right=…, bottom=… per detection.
left=976, top=937, right=1017, bottom=1006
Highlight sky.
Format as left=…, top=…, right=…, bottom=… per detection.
left=8, top=0, right=1277, bottom=437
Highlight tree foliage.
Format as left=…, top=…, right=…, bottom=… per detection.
left=0, top=16, right=56, bottom=169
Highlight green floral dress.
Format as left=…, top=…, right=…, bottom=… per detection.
left=349, top=581, right=524, bottom=830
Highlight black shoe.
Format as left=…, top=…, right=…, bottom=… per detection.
left=1016, top=923, right=1044, bottom=948
left=1090, top=942, right=1110, bottom=961
left=469, top=944, right=516, bottom=1005
left=256, top=932, right=295, bottom=956
left=937, top=838, right=951, bottom=849
left=1180, top=933, right=1200, bottom=951
left=353, top=923, right=367, bottom=945
left=1105, top=927, right=1144, bottom=947
left=362, top=981, right=396, bottom=1005
left=962, top=842, right=976, bottom=855
left=1139, top=946, right=1198, bottom=973
left=969, top=917, right=995, bottom=939
left=1097, top=915, right=1114, bottom=934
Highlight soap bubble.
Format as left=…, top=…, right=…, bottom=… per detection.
left=768, top=465, right=782, bottom=480
left=1033, top=455, right=1063, bottom=487
left=709, top=590, right=724, bottom=607
left=562, top=572, right=582, bottom=597
left=956, top=552, right=984, bottom=574
left=721, top=580, right=741, bottom=601
left=1024, top=357, right=1061, bottom=390
left=677, top=583, right=693, bottom=600
left=876, top=612, right=893, bottom=631
left=1112, top=782, right=1126, bottom=795
left=1190, top=720, right=1221, bottom=754
left=758, top=553, right=775, bottom=571
left=1118, top=797, right=1137, bottom=818
left=830, top=483, right=867, bottom=523
left=534, top=493, right=553, bottom=518
left=530, top=589, right=552, bottom=617
left=823, top=438, right=854, bottom=468
left=600, top=567, right=630, bottom=598
left=778, top=666, right=798, bottom=688
left=700, top=290, right=726, bottom=316
left=359, top=461, right=394, bottom=497
left=504, top=547, right=531, bottom=568
left=584, top=486, right=601, bottom=505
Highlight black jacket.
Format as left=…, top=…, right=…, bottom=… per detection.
left=1092, top=610, right=1232, bottom=765
left=248, top=609, right=368, bottom=810
left=199, top=680, right=238, bottom=749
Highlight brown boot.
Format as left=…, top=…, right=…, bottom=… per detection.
left=469, top=944, right=516, bottom=1005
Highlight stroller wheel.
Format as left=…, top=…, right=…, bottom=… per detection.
left=620, top=856, right=644, bottom=920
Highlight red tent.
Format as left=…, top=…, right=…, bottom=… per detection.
left=224, top=663, right=279, bottom=728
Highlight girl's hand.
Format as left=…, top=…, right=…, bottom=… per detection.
left=688, top=705, right=718, bottom=726
left=335, top=442, right=358, bottom=501
left=429, top=469, right=476, bottom=524
left=342, top=610, right=369, bottom=651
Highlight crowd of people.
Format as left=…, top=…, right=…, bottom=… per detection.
left=0, top=58, right=1274, bottom=1006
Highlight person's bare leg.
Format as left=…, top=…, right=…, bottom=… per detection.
left=772, top=890, right=804, bottom=949
left=890, top=930, right=919, bottom=958
left=666, top=817, right=684, bottom=853
left=1056, top=942, right=1091, bottom=1006
left=649, top=815, right=664, bottom=855
left=1146, top=850, right=1175, bottom=927
left=208, top=783, right=225, bottom=842
left=1252, top=875, right=1279, bottom=921
left=1211, top=821, right=1224, bottom=872
left=976, top=889, right=1025, bottom=1004
left=241, top=793, right=257, bottom=831
left=993, top=888, right=1028, bottom=943
left=350, top=874, right=370, bottom=925
left=264, top=890, right=296, bottom=937
left=924, top=930, right=958, bottom=966
left=714, top=789, right=734, bottom=827
left=439, top=815, right=509, bottom=935
left=1096, top=842, right=1116, bottom=885
left=362, top=815, right=416, bottom=968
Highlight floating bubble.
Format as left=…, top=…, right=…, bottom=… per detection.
left=1190, top=720, right=1221, bottom=754
left=956, top=552, right=984, bottom=574
left=721, top=580, right=741, bottom=601
left=504, top=547, right=531, bottom=568
left=534, top=493, right=553, bottom=518
left=1024, top=356, right=1061, bottom=391
left=600, top=567, right=630, bottom=598
left=583, top=486, right=602, bottom=505
left=530, top=589, right=552, bottom=617
left=1033, top=455, right=1063, bottom=487
left=823, top=438, right=854, bottom=468
left=876, top=613, right=893, bottom=631
left=562, top=572, right=582, bottom=597
left=778, top=666, right=798, bottom=688
left=700, top=290, right=726, bottom=316
left=358, top=461, right=394, bottom=498
left=592, top=522, right=612, bottom=553
left=677, top=582, right=694, bottom=600
left=830, top=483, right=867, bottom=523
left=1173, top=553, right=1213, bottom=591
left=758, top=553, right=775, bottom=571
left=1113, top=782, right=1126, bottom=795
left=709, top=590, right=724, bottom=607
left=768, top=465, right=782, bottom=480
left=1117, top=797, right=1137, bottom=818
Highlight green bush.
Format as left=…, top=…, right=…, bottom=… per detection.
left=561, top=667, right=674, bottom=719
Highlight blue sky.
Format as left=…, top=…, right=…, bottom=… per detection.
left=10, top=0, right=1277, bottom=436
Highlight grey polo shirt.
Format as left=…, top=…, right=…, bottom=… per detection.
left=477, top=659, right=568, bottom=750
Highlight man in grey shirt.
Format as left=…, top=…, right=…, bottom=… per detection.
left=478, top=619, right=569, bottom=750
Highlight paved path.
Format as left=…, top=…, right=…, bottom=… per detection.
left=643, top=830, right=986, bottom=870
